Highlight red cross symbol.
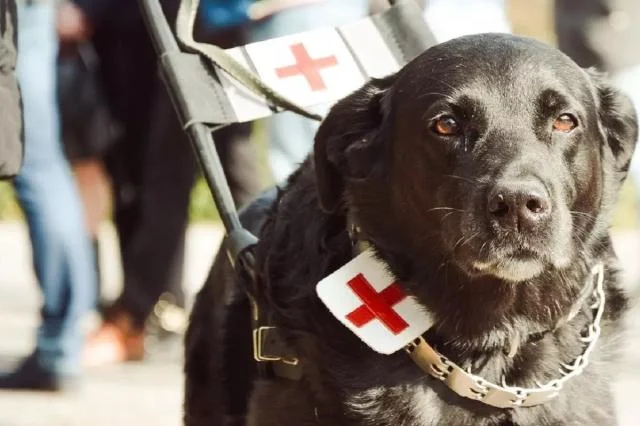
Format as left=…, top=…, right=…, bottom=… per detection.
left=345, top=274, right=409, bottom=335
left=275, top=42, right=338, bottom=92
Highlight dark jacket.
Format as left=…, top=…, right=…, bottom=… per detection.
left=72, top=0, right=141, bottom=29
left=71, top=0, right=180, bottom=31
left=0, top=0, right=22, bottom=180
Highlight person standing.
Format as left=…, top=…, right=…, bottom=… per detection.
left=0, top=0, right=96, bottom=391
left=57, top=0, right=262, bottom=365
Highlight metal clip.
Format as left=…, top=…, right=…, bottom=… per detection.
left=252, top=326, right=299, bottom=365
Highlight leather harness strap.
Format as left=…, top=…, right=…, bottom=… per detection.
left=175, top=0, right=323, bottom=122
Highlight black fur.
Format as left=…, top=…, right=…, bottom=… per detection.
left=184, top=34, right=638, bottom=426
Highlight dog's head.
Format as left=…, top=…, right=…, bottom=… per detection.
left=314, top=34, right=637, bottom=283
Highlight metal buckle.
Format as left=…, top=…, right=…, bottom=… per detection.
left=252, top=326, right=299, bottom=365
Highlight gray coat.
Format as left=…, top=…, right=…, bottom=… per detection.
left=555, top=0, right=640, bottom=72
left=0, top=0, right=22, bottom=180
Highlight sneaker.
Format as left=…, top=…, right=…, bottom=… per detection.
left=0, top=352, right=77, bottom=392
left=83, top=310, right=145, bottom=367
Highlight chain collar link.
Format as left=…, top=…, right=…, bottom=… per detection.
left=406, top=263, right=605, bottom=409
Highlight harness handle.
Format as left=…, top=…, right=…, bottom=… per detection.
left=176, top=0, right=322, bottom=122
left=139, top=0, right=257, bottom=271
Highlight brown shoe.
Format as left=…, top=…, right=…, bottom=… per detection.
left=83, top=311, right=145, bottom=367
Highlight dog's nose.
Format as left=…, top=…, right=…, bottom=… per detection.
left=487, top=181, right=551, bottom=232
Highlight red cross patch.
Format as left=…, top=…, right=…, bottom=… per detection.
left=275, top=43, right=338, bottom=92
left=217, top=17, right=401, bottom=123
left=346, top=274, right=409, bottom=335
left=243, top=28, right=366, bottom=107
left=316, top=249, right=433, bottom=355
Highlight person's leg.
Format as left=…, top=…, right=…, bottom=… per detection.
left=249, top=0, right=369, bottom=183
left=115, top=86, right=196, bottom=327
left=72, top=160, right=110, bottom=246
left=71, top=160, right=110, bottom=312
left=82, top=27, right=156, bottom=365
left=83, top=129, right=149, bottom=366
left=0, top=2, right=96, bottom=389
left=57, top=42, right=116, bottom=308
left=114, top=25, right=259, bottom=327
left=71, top=159, right=110, bottom=299
left=84, top=84, right=196, bottom=366
left=82, top=17, right=197, bottom=363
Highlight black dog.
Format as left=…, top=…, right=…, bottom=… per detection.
left=184, top=33, right=638, bottom=426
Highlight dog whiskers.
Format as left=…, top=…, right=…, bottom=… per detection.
left=426, top=206, right=467, bottom=213
left=453, top=232, right=480, bottom=252
left=452, top=235, right=466, bottom=251
left=443, top=174, right=481, bottom=187
left=440, top=211, right=458, bottom=223
left=570, top=211, right=596, bottom=221
left=416, top=90, right=456, bottom=103
left=478, top=241, right=489, bottom=258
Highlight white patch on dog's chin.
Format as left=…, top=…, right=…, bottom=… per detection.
left=552, top=253, right=572, bottom=269
left=473, top=258, right=544, bottom=282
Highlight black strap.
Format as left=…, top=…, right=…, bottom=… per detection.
left=176, top=0, right=322, bottom=122
left=147, top=0, right=436, bottom=129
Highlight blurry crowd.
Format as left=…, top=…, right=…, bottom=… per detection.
left=0, top=0, right=639, bottom=395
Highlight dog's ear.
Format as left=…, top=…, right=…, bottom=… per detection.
left=313, top=75, right=396, bottom=213
left=588, top=69, right=638, bottom=178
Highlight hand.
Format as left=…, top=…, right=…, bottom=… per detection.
left=57, top=2, right=93, bottom=42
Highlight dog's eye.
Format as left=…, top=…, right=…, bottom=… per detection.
left=552, top=114, right=577, bottom=132
left=432, top=115, right=461, bottom=136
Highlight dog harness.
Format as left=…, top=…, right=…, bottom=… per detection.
left=141, top=0, right=607, bottom=412
left=252, top=223, right=607, bottom=409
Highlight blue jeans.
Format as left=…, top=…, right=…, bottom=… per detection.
left=12, top=2, right=96, bottom=376
left=249, top=0, right=369, bottom=183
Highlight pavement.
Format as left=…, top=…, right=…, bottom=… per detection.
left=0, top=222, right=640, bottom=425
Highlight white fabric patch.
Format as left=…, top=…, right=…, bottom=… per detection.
left=316, top=249, right=433, bottom=355
left=218, top=47, right=273, bottom=122
left=339, top=19, right=400, bottom=78
left=245, top=27, right=365, bottom=107
left=218, top=16, right=399, bottom=123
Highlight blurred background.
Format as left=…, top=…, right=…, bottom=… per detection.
left=1, top=0, right=640, bottom=425
left=1, top=0, right=636, bottom=225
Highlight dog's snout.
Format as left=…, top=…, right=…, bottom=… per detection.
left=487, top=181, right=551, bottom=232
